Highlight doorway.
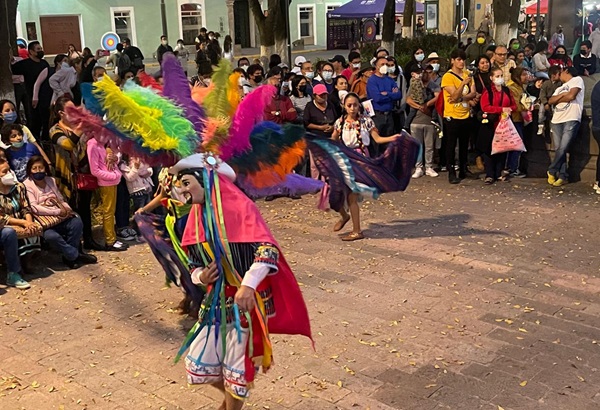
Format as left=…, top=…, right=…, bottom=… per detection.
left=234, top=0, right=251, bottom=48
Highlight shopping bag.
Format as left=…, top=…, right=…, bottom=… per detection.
left=491, top=116, right=526, bottom=155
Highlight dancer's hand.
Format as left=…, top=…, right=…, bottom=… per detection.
left=235, top=286, right=256, bottom=313
left=198, top=262, right=219, bottom=285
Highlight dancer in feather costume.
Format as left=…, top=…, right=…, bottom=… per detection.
left=65, top=53, right=313, bottom=409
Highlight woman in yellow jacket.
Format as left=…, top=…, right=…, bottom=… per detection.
left=505, top=66, right=530, bottom=178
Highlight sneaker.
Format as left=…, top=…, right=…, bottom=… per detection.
left=510, top=170, right=526, bottom=178
left=6, top=272, right=30, bottom=289
left=62, top=257, right=82, bottom=270
left=126, top=228, right=138, bottom=238
left=412, top=168, right=424, bottom=178
left=440, top=166, right=448, bottom=172
left=537, top=124, right=544, bottom=135
left=553, top=179, right=567, bottom=187
left=547, top=171, right=556, bottom=185
left=116, top=228, right=135, bottom=242
left=425, top=167, right=439, bottom=177
left=593, top=182, right=599, bottom=191
left=105, top=241, right=129, bottom=252
left=77, top=253, right=98, bottom=264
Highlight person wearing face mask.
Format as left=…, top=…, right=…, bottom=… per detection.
left=351, top=66, right=375, bottom=101
left=49, top=54, right=77, bottom=103
left=0, top=100, right=51, bottom=166
left=11, top=41, right=53, bottom=141
left=313, top=62, right=335, bottom=93
left=550, top=25, right=565, bottom=53
left=367, top=57, right=402, bottom=156
left=478, top=67, right=517, bottom=184
left=237, top=57, right=250, bottom=72
left=206, top=31, right=222, bottom=66
left=403, top=48, right=425, bottom=83
left=522, top=43, right=535, bottom=71
left=493, top=45, right=517, bottom=83
left=242, top=64, right=264, bottom=96
left=0, top=159, right=43, bottom=289
left=341, top=51, right=362, bottom=85
left=548, top=45, right=573, bottom=70
left=122, top=38, right=145, bottom=73
left=290, top=75, right=312, bottom=122
left=300, top=61, right=315, bottom=96
left=573, top=40, right=597, bottom=76
left=466, top=32, right=489, bottom=64
left=264, top=67, right=298, bottom=125
left=24, top=156, right=96, bottom=269
left=328, top=54, right=346, bottom=78
left=1, top=124, right=41, bottom=182
left=156, top=35, right=174, bottom=66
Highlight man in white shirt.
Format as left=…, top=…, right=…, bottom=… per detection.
left=547, top=67, right=584, bottom=187
left=589, top=24, right=600, bottom=61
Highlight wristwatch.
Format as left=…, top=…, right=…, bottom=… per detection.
left=275, top=111, right=281, bottom=116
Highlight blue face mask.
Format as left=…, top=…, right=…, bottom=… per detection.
left=32, top=172, right=46, bottom=181
left=11, top=141, right=24, bottom=149
left=2, top=112, right=17, bottom=124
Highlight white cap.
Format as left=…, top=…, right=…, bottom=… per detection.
left=170, top=153, right=236, bottom=182
left=294, top=56, right=307, bottom=67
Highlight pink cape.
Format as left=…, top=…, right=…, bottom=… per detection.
left=181, top=176, right=312, bottom=339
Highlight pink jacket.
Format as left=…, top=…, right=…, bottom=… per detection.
left=24, top=177, right=72, bottom=216
left=87, top=138, right=121, bottom=187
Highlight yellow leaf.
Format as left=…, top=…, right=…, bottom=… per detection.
left=133, top=371, right=140, bottom=378
left=434, top=364, right=440, bottom=369
left=31, top=381, right=40, bottom=388
left=519, top=380, right=527, bottom=387
left=577, top=376, right=585, bottom=382
left=498, top=406, right=505, bottom=410
left=544, top=283, right=551, bottom=287
left=504, top=319, right=513, bottom=325
left=425, top=384, right=437, bottom=388
left=301, top=393, right=311, bottom=398
left=337, top=380, right=343, bottom=388
left=518, top=328, right=528, bottom=333
left=48, top=386, right=56, bottom=392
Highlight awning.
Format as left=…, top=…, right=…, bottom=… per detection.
left=523, top=0, right=548, bottom=14
left=328, top=0, right=424, bottom=19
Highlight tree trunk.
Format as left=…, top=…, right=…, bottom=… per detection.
left=274, top=39, right=287, bottom=59
left=249, top=0, right=287, bottom=61
left=402, top=0, right=415, bottom=39
left=0, top=0, right=19, bottom=102
left=492, top=0, right=520, bottom=45
left=381, top=0, right=395, bottom=55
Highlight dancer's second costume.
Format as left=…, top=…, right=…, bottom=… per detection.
left=65, top=54, right=315, bottom=400
left=171, top=154, right=311, bottom=398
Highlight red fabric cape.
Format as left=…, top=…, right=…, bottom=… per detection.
left=181, top=176, right=312, bottom=340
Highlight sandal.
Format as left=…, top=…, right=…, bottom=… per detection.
left=341, top=232, right=365, bottom=241
left=484, top=177, right=494, bottom=185
left=333, top=216, right=350, bottom=232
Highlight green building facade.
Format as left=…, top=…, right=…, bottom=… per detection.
left=16, top=0, right=341, bottom=58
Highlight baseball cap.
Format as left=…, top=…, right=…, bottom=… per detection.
left=328, top=55, right=346, bottom=64
left=313, top=84, right=328, bottom=95
left=294, top=56, right=307, bottom=67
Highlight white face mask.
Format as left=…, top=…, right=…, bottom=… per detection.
left=1, top=172, right=16, bottom=186
left=352, top=63, right=361, bottom=69
left=96, top=76, right=104, bottom=82
left=493, top=77, right=505, bottom=86
left=240, top=65, right=249, bottom=72
left=281, top=81, right=290, bottom=88
left=415, top=53, right=425, bottom=62
left=61, top=61, right=70, bottom=69
left=161, top=40, right=168, bottom=46
left=431, top=63, right=440, bottom=72
left=305, top=71, right=314, bottom=80
left=378, top=66, right=388, bottom=75
left=238, top=76, right=245, bottom=87
left=322, top=72, right=333, bottom=81
left=387, top=66, right=396, bottom=75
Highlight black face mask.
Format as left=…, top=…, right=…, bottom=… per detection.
left=254, top=75, right=263, bottom=83
left=36, top=51, right=45, bottom=59
left=298, top=85, right=307, bottom=93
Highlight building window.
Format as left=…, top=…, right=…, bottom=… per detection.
left=110, top=7, right=137, bottom=44
left=299, top=6, right=314, bottom=38
left=327, top=6, right=339, bottom=13
left=181, top=3, right=203, bottom=45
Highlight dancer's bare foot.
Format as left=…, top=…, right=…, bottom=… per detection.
left=333, top=216, right=350, bottom=232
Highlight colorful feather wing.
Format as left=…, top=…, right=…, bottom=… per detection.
left=203, top=59, right=233, bottom=119
left=161, top=53, right=206, bottom=137
left=138, top=71, right=163, bottom=92
left=221, top=85, right=276, bottom=161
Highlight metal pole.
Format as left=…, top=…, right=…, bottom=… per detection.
left=160, top=0, right=168, bottom=37
left=284, top=0, right=292, bottom=68
left=536, top=0, right=541, bottom=40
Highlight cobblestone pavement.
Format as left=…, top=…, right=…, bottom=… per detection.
left=2, top=176, right=600, bottom=410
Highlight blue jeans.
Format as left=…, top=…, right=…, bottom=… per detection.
left=506, top=122, right=524, bottom=173
left=548, top=121, right=581, bottom=180
left=0, top=227, right=22, bottom=273
left=43, top=216, right=83, bottom=261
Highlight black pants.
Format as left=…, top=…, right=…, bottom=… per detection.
left=75, top=189, right=93, bottom=243
left=593, top=128, right=600, bottom=183
left=483, top=152, right=507, bottom=180
left=28, top=100, right=51, bottom=141
left=13, top=83, right=31, bottom=124
left=443, top=117, right=471, bottom=173
left=372, top=112, right=395, bottom=157
left=115, top=177, right=130, bottom=229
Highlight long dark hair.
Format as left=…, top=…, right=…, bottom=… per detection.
left=223, top=35, right=233, bottom=53
left=51, top=97, right=72, bottom=126
left=510, top=66, right=527, bottom=86
left=0, top=100, right=23, bottom=127
left=290, top=75, right=308, bottom=98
